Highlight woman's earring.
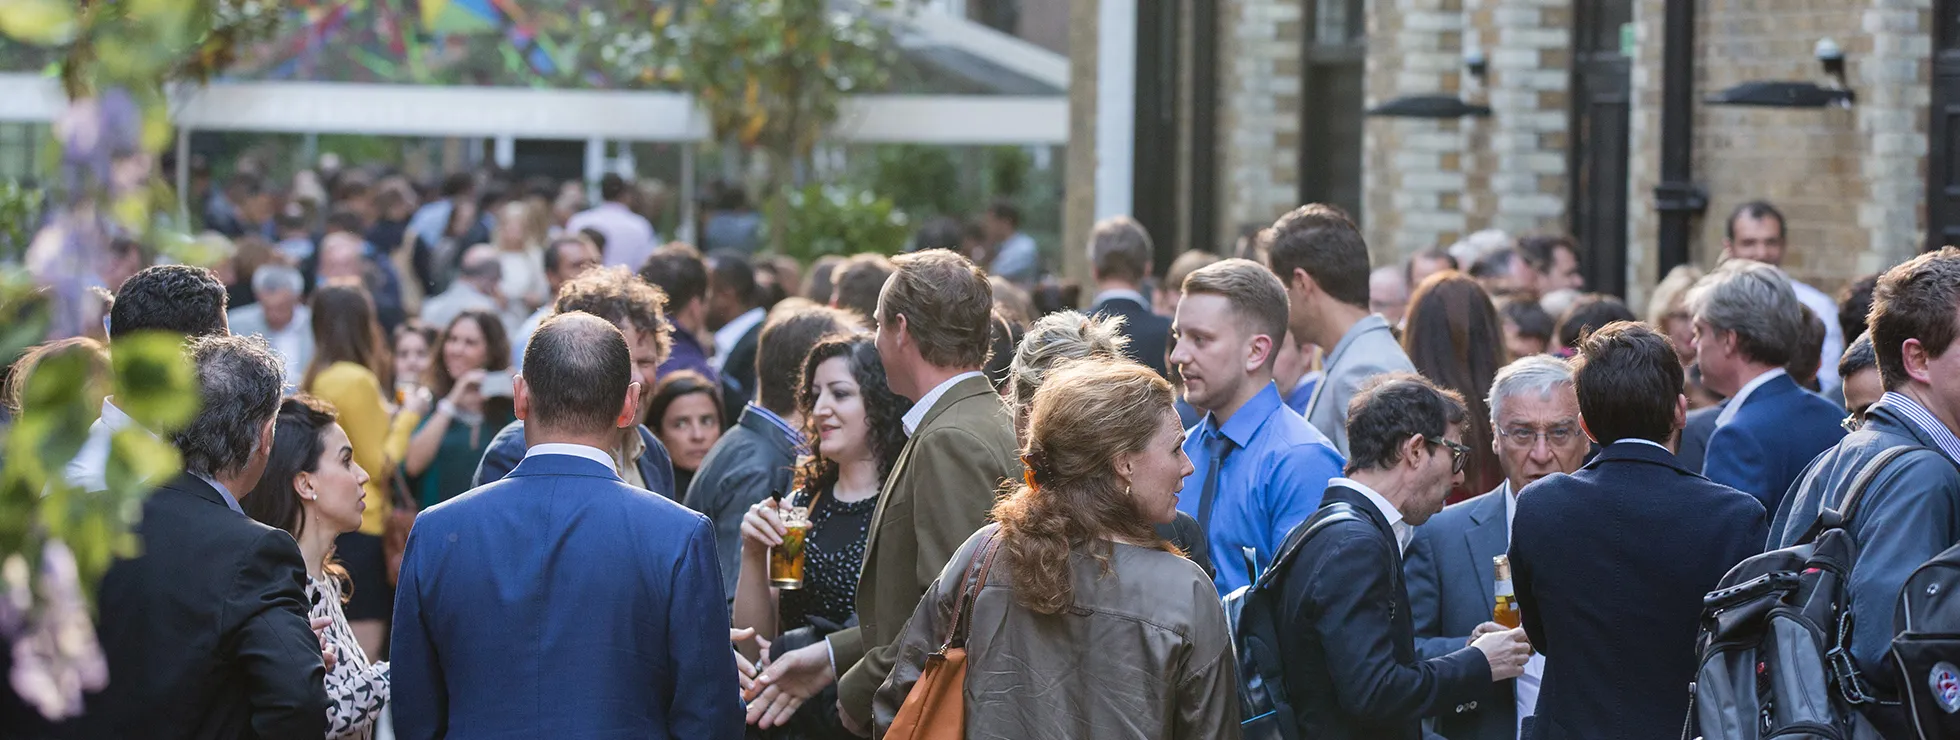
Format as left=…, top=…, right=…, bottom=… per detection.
left=301, top=487, right=316, bottom=501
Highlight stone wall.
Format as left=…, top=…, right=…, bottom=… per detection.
left=1218, top=0, right=1306, bottom=249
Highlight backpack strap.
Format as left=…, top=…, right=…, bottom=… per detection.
left=944, top=530, right=1003, bottom=650
left=1802, top=445, right=1927, bottom=542
left=1252, top=502, right=1364, bottom=591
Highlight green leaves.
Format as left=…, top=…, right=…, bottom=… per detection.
left=778, top=183, right=911, bottom=261
left=108, top=332, right=198, bottom=432
left=0, top=0, right=78, bottom=45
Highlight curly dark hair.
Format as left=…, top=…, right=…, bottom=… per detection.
left=791, top=333, right=912, bottom=496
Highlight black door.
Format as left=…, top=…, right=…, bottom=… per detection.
left=1299, top=0, right=1367, bottom=223
left=1133, top=0, right=1181, bottom=265
left=1930, top=0, right=1960, bottom=251
left=1569, top=0, right=1633, bottom=296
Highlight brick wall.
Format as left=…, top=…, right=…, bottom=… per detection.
left=1219, top=0, right=1306, bottom=248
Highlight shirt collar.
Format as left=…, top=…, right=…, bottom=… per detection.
left=1331, top=476, right=1413, bottom=554
left=1612, top=437, right=1672, bottom=453
left=100, top=399, right=137, bottom=434
left=192, top=472, right=246, bottom=515
left=712, top=307, right=768, bottom=362
left=745, top=403, right=804, bottom=446
left=1090, top=288, right=1149, bottom=310
left=902, top=371, right=987, bottom=437
left=1877, top=392, right=1960, bottom=461
left=1715, top=367, right=1787, bottom=428
left=1499, top=479, right=1516, bottom=531
left=524, top=443, right=618, bottom=473
left=1206, top=382, right=1284, bottom=449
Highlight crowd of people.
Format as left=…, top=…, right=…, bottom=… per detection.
left=3, top=158, right=1958, bottom=740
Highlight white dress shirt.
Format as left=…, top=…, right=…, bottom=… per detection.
left=523, top=442, right=618, bottom=474
left=1330, top=477, right=1411, bottom=554
left=1788, top=278, right=1844, bottom=390
left=901, top=371, right=987, bottom=437
left=1715, top=367, right=1788, bottom=428
left=1498, top=479, right=1546, bottom=736
left=566, top=201, right=659, bottom=272
left=65, top=399, right=143, bottom=493
left=710, top=307, right=767, bottom=371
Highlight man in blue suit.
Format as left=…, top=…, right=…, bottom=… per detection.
left=1510, top=322, right=1767, bottom=740
left=392, top=312, right=742, bottom=739
left=1406, top=355, right=1592, bottom=739
left=1687, top=260, right=1846, bottom=511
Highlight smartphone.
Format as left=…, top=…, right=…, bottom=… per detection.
left=479, top=370, right=515, bottom=398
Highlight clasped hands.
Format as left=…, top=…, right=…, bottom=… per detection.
left=730, top=628, right=837, bottom=730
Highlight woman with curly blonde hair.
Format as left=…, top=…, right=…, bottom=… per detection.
left=873, top=359, right=1240, bottom=739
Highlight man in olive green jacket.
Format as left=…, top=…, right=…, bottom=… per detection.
left=743, top=250, right=1020, bottom=736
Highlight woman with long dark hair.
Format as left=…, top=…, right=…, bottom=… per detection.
left=733, top=334, right=911, bottom=736
left=303, top=282, right=410, bottom=656
left=240, top=396, right=389, bottom=740
left=1401, top=271, right=1509, bottom=501
left=874, top=359, right=1238, bottom=738
left=403, top=309, right=512, bottom=507
left=647, top=370, right=724, bottom=498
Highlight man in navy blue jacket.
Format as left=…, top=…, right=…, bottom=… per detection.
left=1686, top=260, right=1845, bottom=511
left=392, top=313, right=741, bottom=739
left=1511, top=322, right=1767, bottom=740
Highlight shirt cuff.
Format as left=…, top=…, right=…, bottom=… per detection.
left=827, top=639, right=836, bottom=675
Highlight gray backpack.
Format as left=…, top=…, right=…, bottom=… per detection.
left=1687, top=446, right=1924, bottom=740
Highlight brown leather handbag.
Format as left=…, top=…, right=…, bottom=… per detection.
left=884, top=531, right=1003, bottom=740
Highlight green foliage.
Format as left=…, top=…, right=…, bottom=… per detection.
left=0, top=181, right=46, bottom=263
left=867, top=145, right=963, bottom=219
left=777, top=183, right=911, bottom=262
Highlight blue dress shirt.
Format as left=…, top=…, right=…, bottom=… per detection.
left=1175, top=382, right=1347, bottom=594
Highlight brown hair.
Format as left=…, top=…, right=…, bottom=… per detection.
left=5, top=337, right=109, bottom=418
left=832, top=253, right=895, bottom=323
left=431, top=310, right=512, bottom=398
left=305, top=281, right=387, bottom=391
left=1869, top=246, right=1960, bottom=391
left=755, top=305, right=859, bottom=414
left=1180, top=258, right=1291, bottom=368
left=878, top=249, right=994, bottom=369
left=1087, top=216, right=1153, bottom=283
left=1264, top=203, right=1370, bottom=308
left=1400, top=272, right=1507, bottom=490
left=554, top=266, right=672, bottom=369
left=991, top=359, right=1178, bottom=614
left=1164, top=251, right=1222, bottom=294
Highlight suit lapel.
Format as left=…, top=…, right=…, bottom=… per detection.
left=859, top=430, right=921, bottom=574
left=1463, top=490, right=1509, bottom=609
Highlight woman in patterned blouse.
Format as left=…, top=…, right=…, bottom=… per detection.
left=732, top=333, right=911, bottom=737
left=242, top=396, right=391, bottom=740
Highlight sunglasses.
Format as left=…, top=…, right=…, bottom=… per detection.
left=1426, top=437, right=1471, bottom=474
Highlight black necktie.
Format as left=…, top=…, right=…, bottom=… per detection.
left=1195, top=430, right=1234, bottom=570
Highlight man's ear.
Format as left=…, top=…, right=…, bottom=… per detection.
left=1245, top=333, right=1275, bottom=375
left=1903, top=338, right=1935, bottom=385
left=513, top=375, right=532, bottom=422
left=616, top=382, right=643, bottom=429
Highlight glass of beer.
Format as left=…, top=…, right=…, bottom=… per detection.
left=769, top=502, right=812, bottom=589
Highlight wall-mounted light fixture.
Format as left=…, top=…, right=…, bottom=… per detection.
left=1707, top=38, right=1855, bottom=108
left=1465, top=49, right=1488, bottom=81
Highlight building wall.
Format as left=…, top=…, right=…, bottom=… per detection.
left=1626, top=0, right=1928, bottom=306
left=1218, top=0, right=1306, bottom=249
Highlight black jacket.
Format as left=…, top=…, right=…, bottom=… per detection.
left=682, top=405, right=799, bottom=598
left=1276, top=484, right=1493, bottom=740
left=1090, top=295, right=1172, bottom=378
left=68, top=473, right=327, bottom=740
left=1511, top=441, right=1766, bottom=740
left=719, top=321, right=764, bottom=427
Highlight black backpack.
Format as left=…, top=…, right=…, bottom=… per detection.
left=1891, top=539, right=1960, bottom=739
left=1688, top=446, right=1925, bottom=740
left=1222, top=501, right=1361, bottom=740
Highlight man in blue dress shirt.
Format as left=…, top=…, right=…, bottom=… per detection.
left=1170, top=259, right=1347, bottom=594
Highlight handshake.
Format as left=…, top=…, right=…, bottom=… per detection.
left=1467, top=621, right=1534, bottom=681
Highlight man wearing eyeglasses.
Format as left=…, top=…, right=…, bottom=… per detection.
left=1405, top=355, right=1589, bottom=740
left=1508, top=322, right=1766, bottom=740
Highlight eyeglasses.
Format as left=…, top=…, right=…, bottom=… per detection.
left=1841, top=410, right=1868, bottom=433
left=1497, top=425, right=1580, bottom=450
left=1426, top=437, right=1471, bottom=474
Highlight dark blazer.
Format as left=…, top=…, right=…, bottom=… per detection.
left=1702, top=373, right=1847, bottom=513
left=1276, top=484, right=1494, bottom=740
left=68, top=473, right=327, bottom=740
left=473, top=419, right=678, bottom=499
left=1405, top=485, right=1516, bottom=740
left=1511, top=441, right=1767, bottom=740
left=831, top=375, right=1021, bottom=728
left=682, top=405, right=799, bottom=598
left=392, top=453, right=741, bottom=739
left=1770, top=399, right=1960, bottom=697
left=1090, top=293, right=1172, bottom=377
left=718, top=321, right=763, bottom=426
left=1675, top=403, right=1721, bottom=472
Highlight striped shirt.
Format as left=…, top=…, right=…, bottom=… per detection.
left=1878, top=391, right=1960, bottom=461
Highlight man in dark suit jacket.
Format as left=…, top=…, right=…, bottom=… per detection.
left=1511, top=322, right=1767, bottom=740
left=73, top=335, right=327, bottom=739
left=684, top=305, right=859, bottom=597
left=392, top=313, right=742, bottom=739
left=474, top=266, right=684, bottom=497
left=1085, top=216, right=1173, bottom=377
left=708, top=250, right=766, bottom=424
left=1674, top=401, right=1720, bottom=471
left=1275, top=374, right=1530, bottom=740
left=1687, top=259, right=1846, bottom=511
left=1406, top=355, right=1593, bottom=740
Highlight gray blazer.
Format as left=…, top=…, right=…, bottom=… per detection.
left=1304, top=314, right=1415, bottom=456
left=681, top=406, right=799, bottom=598
left=1405, top=485, right=1517, bottom=740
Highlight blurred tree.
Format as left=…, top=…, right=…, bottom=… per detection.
left=778, top=183, right=910, bottom=262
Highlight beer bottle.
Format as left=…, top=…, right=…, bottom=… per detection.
left=1493, top=554, right=1521, bottom=629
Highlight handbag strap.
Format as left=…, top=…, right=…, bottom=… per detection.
left=943, top=530, right=1004, bottom=650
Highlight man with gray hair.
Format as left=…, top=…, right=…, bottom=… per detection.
left=421, top=243, right=512, bottom=335
left=1405, top=355, right=1591, bottom=740
left=228, top=264, right=312, bottom=387
left=77, top=335, right=329, bottom=738
left=1086, top=215, right=1173, bottom=377
left=1686, top=259, right=1845, bottom=511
